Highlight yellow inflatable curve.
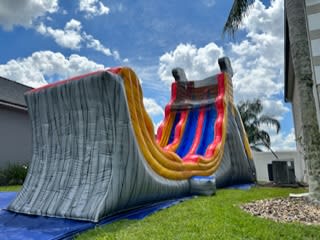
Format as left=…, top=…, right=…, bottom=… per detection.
left=117, top=67, right=234, bottom=180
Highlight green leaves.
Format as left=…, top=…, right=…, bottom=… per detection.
left=0, top=163, right=28, bottom=186
left=223, top=0, right=255, bottom=37
left=237, top=99, right=281, bottom=151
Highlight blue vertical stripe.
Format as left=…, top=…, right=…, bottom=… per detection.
left=167, top=112, right=181, bottom=145
left=196, top=107, right=216, bottom=155
left=175, top=109, right=199, bottom=158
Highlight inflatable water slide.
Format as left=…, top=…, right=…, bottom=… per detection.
left=8, top=57, right=256, bottom=222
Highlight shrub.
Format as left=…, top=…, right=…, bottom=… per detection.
left=0, top=163, right=28, bottom=186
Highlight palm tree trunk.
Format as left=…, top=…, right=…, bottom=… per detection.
left=286, top=0, right=320, bottom=202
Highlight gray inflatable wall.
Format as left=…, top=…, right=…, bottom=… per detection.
left=8, top=66, right=255, bottom=222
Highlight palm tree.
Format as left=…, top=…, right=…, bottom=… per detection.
left=223, top=0, right=254, bottom=36
left=237, top=99, right=280, bottom=152
left=224, top=0, right=320, bottom=201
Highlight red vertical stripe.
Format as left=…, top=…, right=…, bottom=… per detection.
left=205, top=73, right=225, bottom=157
left=182, top=108, right=206, bottom=161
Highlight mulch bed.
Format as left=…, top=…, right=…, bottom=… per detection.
left=240, top=197, right=320, bottom=225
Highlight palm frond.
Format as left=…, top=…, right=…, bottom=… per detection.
left=259, top=115, right=281, bottom=133
left=250, top=99, right=263, bottom=114
left=256, top=130, right=271, bottom=147
left=250, top=145, right=263, bottom=152
left=237, top=98, right=281, bottom=151
left=223, top=0, right=255, bottom=37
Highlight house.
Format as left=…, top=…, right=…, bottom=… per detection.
left=252, top=151, right=305, bottom=184
left=284, top=0, right=320, bottom=184
left=0, top=76, right=33, bottom=169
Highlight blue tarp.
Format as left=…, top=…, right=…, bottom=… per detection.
left=0, top=192, right=189, bottom=240
left=0, top=185, right=252, bottom=239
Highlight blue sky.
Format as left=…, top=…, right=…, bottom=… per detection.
left=0, top=0, right=295, bottom=150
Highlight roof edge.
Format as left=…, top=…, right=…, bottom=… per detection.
left=0, top=100, right=28, bottom=111
left=0, top=76, right=33, bottom=90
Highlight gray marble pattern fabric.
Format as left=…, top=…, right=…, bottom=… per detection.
left=8, top=70, right=255, bottom=222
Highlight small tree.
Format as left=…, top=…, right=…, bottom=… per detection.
left=237, top=99, right=280, bottom=151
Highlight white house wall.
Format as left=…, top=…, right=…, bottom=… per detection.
left=0, top=106, right=32, bottom=168
left=252, top=151, right=306, bottom=183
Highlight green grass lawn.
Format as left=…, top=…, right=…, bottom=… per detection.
left=76, top=187, right=319, bottom=240
left=0, top=185, right=21, bottom=192
left=1, top=186, right=318, bottom=239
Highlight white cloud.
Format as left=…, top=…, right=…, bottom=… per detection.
left=143, top=98, right=164, bottom=116
left=231, top=0, right=284, bottom=100
left=84, top=33, right=112, bottom=56
left=235, top=0, right=292, bottom=152
left=36, top=19, right=83, bottom=50
left=158, top=43, right=224, bottom=85
left=134, top=65, right=159, bottom=85
left=0, top=0, right=58, bottom=30
left=65, top=19, right=82, bottom=31
left=262, top=128, right=297, bottom=151
left=157, top=0, right=292, bottom=151
left=261, top=99, right=289, bottom=121
left=0, top=51, right=105, bottom=88
left=158, top=0, right=284, bottom=98
left=36, top=19, right=119, bottom=59
left=157, top=0, right=286, bottom=114
left=273, top=128, right=296, bottom=151
left=241, top=0, right=284, bottom=39
left=112, top=50, right=121, bottom=60
left=79, top=0, right=110, bottom=18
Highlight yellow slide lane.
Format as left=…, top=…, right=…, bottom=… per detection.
left=158, top=112, right=176, bottom=147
